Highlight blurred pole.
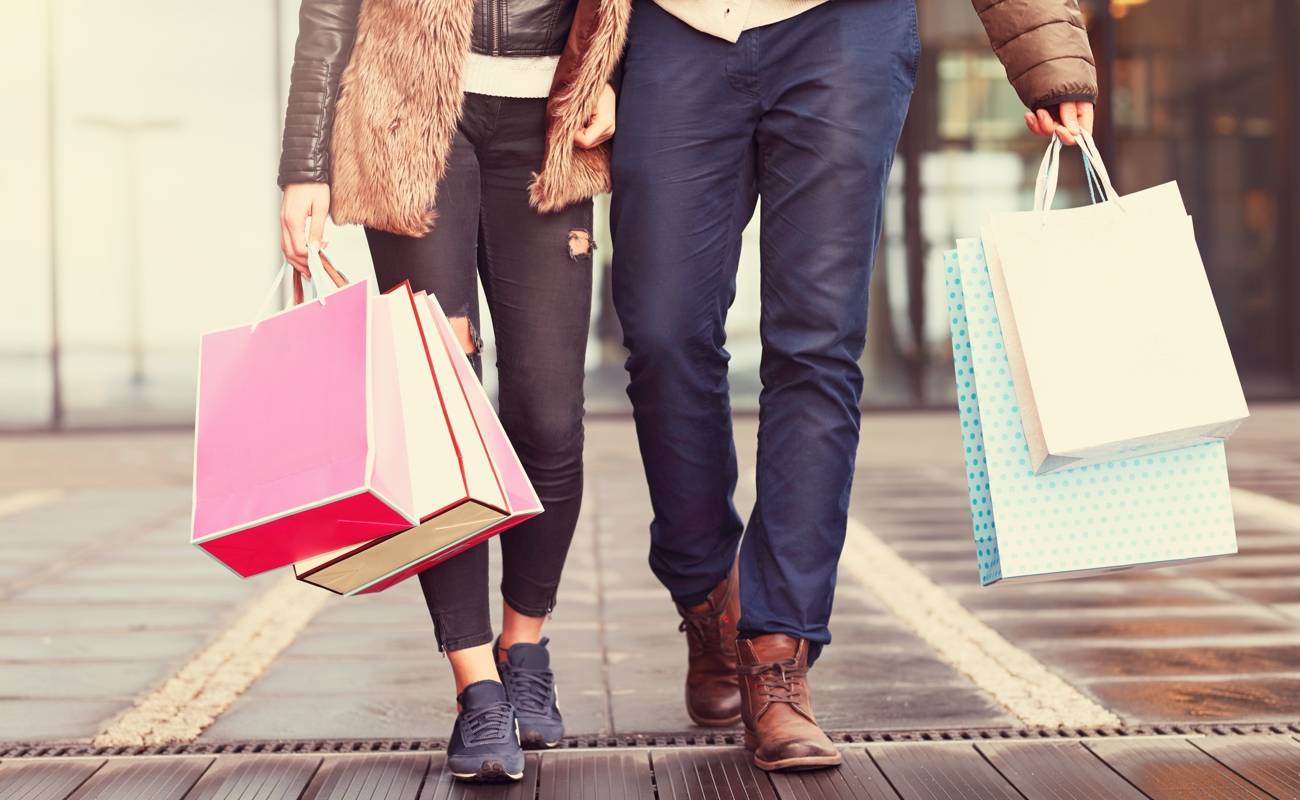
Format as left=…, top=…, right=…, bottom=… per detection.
left=900, top=118, right=926, bottom=405
left=274, top=0, right=285, bottom=268
left=274, top=0, right=292, bottom=307
left=1090, top=0, right=1118, bottom=184
left=80, top=117, right=180, bottom=387
left=1276, top=0, right=1300, bottom=388
left=45, top=0, right=63, bottom=428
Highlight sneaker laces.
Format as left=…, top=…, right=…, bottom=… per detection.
left=502, top=666, right=555, bottom=716
left=461, top=701, right=516, bottom=746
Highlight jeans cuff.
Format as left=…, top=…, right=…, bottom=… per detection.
left=439, top=630, right=495, bottom=653
left=670, top=587, right=714, bottom=608
left=736, top=629, right=826, bottom=667
left=502, top=588, right=555, bottom=619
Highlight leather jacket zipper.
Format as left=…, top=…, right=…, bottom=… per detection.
left=491, top=0, right=502, bottom=55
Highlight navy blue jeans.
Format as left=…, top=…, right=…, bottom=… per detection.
left=611, top=0, right=918, bottom=663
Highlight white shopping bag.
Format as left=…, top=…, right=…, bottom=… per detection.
left=980, top=131, right=1248, bottom=475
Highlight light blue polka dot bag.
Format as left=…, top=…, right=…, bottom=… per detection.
left=946, top=236, right=1237, bottom=585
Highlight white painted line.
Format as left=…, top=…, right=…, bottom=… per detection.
left=838, top=514, right=1122, bottom=728
left=0, top=489, right=63, bottom=519
left=738, top=471, right=1119, bottom=728
left=1232, top=487, right=1300, bottom=531
left=93, top=575, right=329, bottom=746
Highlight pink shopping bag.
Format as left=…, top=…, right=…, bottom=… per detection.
left=294, top=289, right=543, bottom=595
left=191, top=249, right=418, bottom=577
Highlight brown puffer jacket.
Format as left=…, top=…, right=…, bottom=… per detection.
left=971, top=0, right=1098, bottom=109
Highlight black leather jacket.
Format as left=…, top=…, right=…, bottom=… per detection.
left=473, top=0, right=576, bottom=56
left=278, top=0, right=578, bottom=186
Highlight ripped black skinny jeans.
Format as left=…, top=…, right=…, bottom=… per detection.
left=366, top=93, right=592, bottom=652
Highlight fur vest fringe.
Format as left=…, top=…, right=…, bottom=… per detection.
left=329, top=0, right=630, bottom=237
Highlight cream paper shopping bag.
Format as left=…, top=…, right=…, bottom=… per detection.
left=981, top=131, right=1247, bottom=475
left=294, top=282, right=510, bottom=595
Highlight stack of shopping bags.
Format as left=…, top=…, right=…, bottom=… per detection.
left=190, top=246, right=541, bottom=595
left=947, top=131, right=1248, bottom=584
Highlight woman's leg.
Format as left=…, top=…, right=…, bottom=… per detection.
left=364, top=120, right=498, bottom=695
left=471, top=95, right=591, bottom=750
left=476, top=97, right=593, bottom=641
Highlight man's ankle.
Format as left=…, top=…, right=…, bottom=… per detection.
left=682, top=598, right=713, bottom=614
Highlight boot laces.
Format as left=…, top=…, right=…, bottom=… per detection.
left=678, top=612, right=723, bottom=653
left=462, top=701, right=515, bottom=746
left=741, top=658, right=808, bottom=707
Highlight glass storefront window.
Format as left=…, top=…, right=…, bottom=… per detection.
left=1108, top=0, right=1297, bottom=396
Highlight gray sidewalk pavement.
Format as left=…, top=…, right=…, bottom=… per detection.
left=1, top=406, right=1299, bottom=745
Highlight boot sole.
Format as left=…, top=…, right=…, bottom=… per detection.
left=752, top=753, right=844, bottom=772
left=520, top=729, right=561, bottom=750
left=687, top=708, right=743, bottom=728
left=744, top=732, right=843, bottom=771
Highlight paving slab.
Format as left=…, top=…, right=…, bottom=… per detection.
left=0, top=631, right=209, bottom=662
left=0, top=700, right=128, bottom=741
left=1089, top=678, right=1300, bottom=723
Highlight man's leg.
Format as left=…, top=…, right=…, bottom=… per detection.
left=612, top=1, right=759, bottom=606
left=611, top=0, right=759, bottom=726
left=735, top=0, right=918, bottom=770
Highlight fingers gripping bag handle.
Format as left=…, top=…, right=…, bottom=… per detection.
left=251, top=244, right=349, bottom=330
left=1034, top=129, right=1125, bottom=219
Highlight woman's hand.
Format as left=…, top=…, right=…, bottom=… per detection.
left=280, top=183, right=331, bottom=274
left=1024, top=101, right=1094, bottom=146
left=574, top=84, right=616, bottom=150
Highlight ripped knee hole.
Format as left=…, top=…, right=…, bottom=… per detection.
left=567, top=229, right=594, bottom=259
left=446, top=316, right=481, bottom=355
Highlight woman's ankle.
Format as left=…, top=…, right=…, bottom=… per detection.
left=498, top=605, right=546, bottom=658
left=448, top=642, right=501, bottom=695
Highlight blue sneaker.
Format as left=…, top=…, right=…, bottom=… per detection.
left=497, top=637, right=564, bottom=749
left=447, top=680, right=524, bottom=782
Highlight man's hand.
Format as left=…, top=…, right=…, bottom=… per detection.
left=280, top=183, right=331, bottom=274
left=575, top=84, right=616, bottom=150
left=1024, top=101, right=1094, bottom=146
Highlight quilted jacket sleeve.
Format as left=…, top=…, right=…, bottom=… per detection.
left=970, top=0, right=1098, bottom=110
left=277, top=0, right=363, bottom=186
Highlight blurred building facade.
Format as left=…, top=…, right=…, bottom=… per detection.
left=2, top=0, right=1297, bottom=428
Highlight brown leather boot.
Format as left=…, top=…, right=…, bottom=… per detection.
left=738, top=634, right=842, bottom=771
left=674, top=562, right=741, bottom=726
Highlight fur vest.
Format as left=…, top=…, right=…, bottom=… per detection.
left=330, top=0, right=630, bottom=236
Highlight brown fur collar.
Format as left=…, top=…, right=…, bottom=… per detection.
left=329, top=0, right=630, bottom=237
left=529, top=0, right=631, bottom=213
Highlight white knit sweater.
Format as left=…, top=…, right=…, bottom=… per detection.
left=462, top=53, right=560, bottom=99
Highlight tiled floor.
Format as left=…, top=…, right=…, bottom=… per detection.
left=0, top=406, right=1298, bottom=746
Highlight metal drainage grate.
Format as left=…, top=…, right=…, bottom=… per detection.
left=4, top=723, right=1300, bottom=759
